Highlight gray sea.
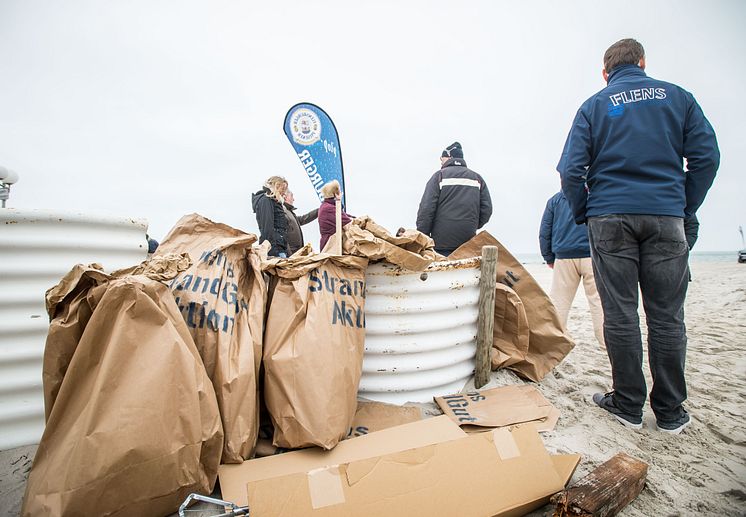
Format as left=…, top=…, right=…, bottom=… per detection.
left=514, top=250, right=742, bottom=265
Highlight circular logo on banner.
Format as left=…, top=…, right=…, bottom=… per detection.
left=290, top=108, right=322, bottom=146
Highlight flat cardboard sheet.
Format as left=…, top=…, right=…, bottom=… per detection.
left=503, top=453, right=581, bottom=517
left=244, top=424, right=568, bottom=516
left=434, top=384, right=560, bottom=432
left=218, top=415, right=466, bottom=507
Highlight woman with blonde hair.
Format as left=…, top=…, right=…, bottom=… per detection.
left=252, top=175, right=290, bottom=257
left=318, top=180, right=353, bottom=251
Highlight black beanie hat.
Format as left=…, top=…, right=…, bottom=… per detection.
left=441, top=141, right=464, bottom=159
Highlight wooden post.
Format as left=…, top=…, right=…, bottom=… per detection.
left=475, top=245, right=497, bottom=389
left=551, top=452, right=648, bottom=517
left=334, top=198, right=342, bottom=256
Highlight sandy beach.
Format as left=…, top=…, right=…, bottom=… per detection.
left=1, top=258, right=744, bottom=516
left=517, top=259, right=746, bottom=516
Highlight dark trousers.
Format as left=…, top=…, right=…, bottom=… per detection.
left=587, top=215, right=689, bottom=423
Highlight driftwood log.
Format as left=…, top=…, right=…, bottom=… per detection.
left=551, top=452, right=648, bottom=516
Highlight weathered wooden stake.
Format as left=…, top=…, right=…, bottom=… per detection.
left=334, top=198, right=342, bottom=255
left=551, top=452, right=648, bottom=517
left=475, top=245, right=498, bottom=388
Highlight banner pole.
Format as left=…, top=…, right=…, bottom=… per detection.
left=335, top=198, right=342, bottom=255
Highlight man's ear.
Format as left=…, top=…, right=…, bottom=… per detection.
left=638, top=57, right=646, bottom=70
left=602, top=68, right=609, bottom=83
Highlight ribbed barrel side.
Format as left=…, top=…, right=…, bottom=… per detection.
left=360, top=257, right=481, bottom=404
left=0, top=209, right=148, bottom=449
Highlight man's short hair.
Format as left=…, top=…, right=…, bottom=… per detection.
left=603, top=38, right=645, bottom=74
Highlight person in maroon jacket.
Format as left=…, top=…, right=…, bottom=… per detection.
left=318, top=180, right=352, bottom=252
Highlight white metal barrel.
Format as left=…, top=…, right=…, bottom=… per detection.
left=360, top=257, right=481, bottom=404
left=0, top=209, right=148, bottom=449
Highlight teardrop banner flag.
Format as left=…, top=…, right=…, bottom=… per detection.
left=283, top=102, right=347, bottom=210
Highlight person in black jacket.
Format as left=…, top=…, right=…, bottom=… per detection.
left=282, top=189, right=318, bottom=255
left=416, top=142, right=492, bottom=256
left=252, top=176, right=290, bottom=257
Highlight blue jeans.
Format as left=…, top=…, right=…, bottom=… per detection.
left=588, top=215, right=689, bottom=424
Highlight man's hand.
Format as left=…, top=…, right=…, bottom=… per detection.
left=684, top=215, right=699, bottom=251
left=547, top=262, right=554, bottom=269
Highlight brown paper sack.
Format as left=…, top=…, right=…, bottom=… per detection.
left=255, top=400, right=423, bottom=456
left=156, top=213, right=266, bottom=463
left=450, top=231, right=575, bottom=381
left=340, top=215, right=437, bottom=271
left=491, top=283, right=530, bottom=370
left=42, top=264, right=110, bottom=420
left=22, top=275, right=223, bottom=517
left=43, top=255, right=193, bottom=421
left=263, top=253, right=368, bottom=449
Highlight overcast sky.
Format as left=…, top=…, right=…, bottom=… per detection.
left=1, top=1, right=744, bottom=253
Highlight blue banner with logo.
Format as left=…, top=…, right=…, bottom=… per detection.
left=283, top=102, right=346, bottom=210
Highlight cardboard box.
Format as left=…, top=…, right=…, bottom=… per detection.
left=503, top=454, right=581, bottom=517
left=219, top=415, right=466, bottom=507
left=220, top=417, right=579, bottom=516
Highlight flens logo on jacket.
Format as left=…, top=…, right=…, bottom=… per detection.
left=290, top=108, right=322, bottom=146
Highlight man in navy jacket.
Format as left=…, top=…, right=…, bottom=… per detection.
left=557, top=38, right=719, bottom=434
left=539, top=190, right=604, bottom=347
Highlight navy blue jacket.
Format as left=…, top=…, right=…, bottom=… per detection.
left=557, top=65, right=719, bottom=224
left=539, top=191, right=590, bottom=264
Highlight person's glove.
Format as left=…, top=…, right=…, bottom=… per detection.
left=684, top=215, right=699, bottom=251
